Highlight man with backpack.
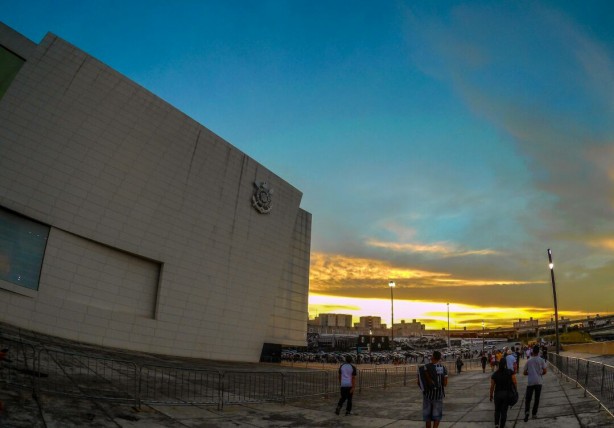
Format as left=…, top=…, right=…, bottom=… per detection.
left=417, top=351, right=448, bottom=428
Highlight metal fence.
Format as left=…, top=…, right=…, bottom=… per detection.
left=36, top=348, right=138, bottom=403
left=282, top=370, right=336, bottom=401
left=0, top=334, right=482, bottom=410
left=548, top=353, right=614, bottom=416
left=0, top=334, right=37, bottom=390
left=138, top=364, right=222, bottom=407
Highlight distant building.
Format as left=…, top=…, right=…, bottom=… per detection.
left=0, top=23, right=311, bottom=363
left=514, top=318, right=539, bottom=330
left=394, top=319, right=426, bottom=337
left=355, top=316, right=383, bottom=329
left=316, top=313, right=353, bottom=328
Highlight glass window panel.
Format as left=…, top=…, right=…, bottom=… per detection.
left=0, top=208, right=49, bottom=290
left=0, top=45, right=25, bottom=100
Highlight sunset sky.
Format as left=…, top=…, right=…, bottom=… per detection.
left=3, top=1, right=613, bottom=329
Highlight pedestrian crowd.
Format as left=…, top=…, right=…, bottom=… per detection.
left=333, top=343, right=550, bottom=428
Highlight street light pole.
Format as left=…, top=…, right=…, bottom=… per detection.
left=547, top=249, right=560, bottom=354
left=389, top=281, right=395, bottom=347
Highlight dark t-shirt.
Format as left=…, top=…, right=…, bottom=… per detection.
left=491, top=369, right=514, bottom=398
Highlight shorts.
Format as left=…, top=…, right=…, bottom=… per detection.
left=422, top=397, right=443, bottom=421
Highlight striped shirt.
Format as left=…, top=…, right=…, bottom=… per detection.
left=418, top=363, right=448, bottom=400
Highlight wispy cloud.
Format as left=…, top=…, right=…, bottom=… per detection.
left=431, top=278, right=538, bottom=287
left=366, top=239, right=499, bottom=257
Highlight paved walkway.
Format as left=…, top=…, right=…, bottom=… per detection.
left=0, top=361, right=611, bottom=427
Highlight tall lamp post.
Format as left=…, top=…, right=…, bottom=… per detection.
left=547, top=249, right=560, bottom=354
left=482, top=321, right=485, bottom=354
left=389, top=281, right=395, bottom=346
left=447, top=303, right=450, bottom=347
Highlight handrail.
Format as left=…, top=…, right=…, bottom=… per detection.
left=548, top=352, right=614, bottom=417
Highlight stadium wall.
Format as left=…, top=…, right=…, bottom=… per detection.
left=0, top=22, right=311, bottom=362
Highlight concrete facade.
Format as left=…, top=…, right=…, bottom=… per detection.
left=316, top=313, right=353, bottom=328
left=0, top=23, right=311, bottom=362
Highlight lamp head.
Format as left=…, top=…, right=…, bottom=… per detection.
left=388, top=281, right=395, bottom=288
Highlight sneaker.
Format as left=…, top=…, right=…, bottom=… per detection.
left=345, top=412, right=352, bottom=416
left=524, top=413, right=529, bottom=422
left=335, top=406, right=341, bottom=415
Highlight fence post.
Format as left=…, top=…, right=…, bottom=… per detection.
left=281, top=372, right=286, bottom=406
left=358, top=369, right=363, bottom=393
left=575, top=359, right=580, bottom=388
left=583, top=361, right=590, bottom=397
left=135, top=364, right=141, bottom=410
left=32, top=344, right=40, bottom=400
left=403, top=366, right=407, bottom=387
left=218, top=372, right=224, bottom=411
left=384, top=369, right=388, bottom=390
left=600, top=363, right=605, bottom=396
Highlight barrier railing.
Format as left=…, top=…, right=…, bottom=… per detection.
left=138, top=364, right=222, bottom=408
left=36, top=348, right=138, bottom=403
left=0, top=332, right=485, bottom=410
left=549, top=353, right=614, bottom=416
left=0, top=334, right=37, bottom=390
left=282, top=370, right=334, bottom=401
left=222, top=371, right=284, bottom=407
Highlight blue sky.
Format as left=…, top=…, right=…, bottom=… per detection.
left=3, top=0, right=613, bottom=327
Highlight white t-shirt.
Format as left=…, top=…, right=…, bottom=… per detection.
left=525, top=356, right=547, bottom=385
left=505, top=354, right=516, bottom=370
left=339, top=363, right=356, bottom=387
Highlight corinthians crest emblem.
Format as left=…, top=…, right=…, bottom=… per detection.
left=252, top=181, right=273, bottom=214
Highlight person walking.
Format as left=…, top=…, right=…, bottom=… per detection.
left=505, top=349, right=517, bottom=374
left=523, top=345, right=548, bottom=421
left=490, top=359, right=517, bottom=428
left=481, top=352, right=488, bottom=373
left=417, top=350, right=448, bottom=428
left=455, top=355, right=464, bottom=374
left=335, top=355, right=357, bottom=416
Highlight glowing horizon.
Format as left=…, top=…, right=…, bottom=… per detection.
left=308, top=293, right=601, bottom=330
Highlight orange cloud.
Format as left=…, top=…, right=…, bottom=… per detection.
left=309, top=252, right=532, bottom=293
left=309, top=252, right=448, bottom=292
left=587, top=238, right=614, bottom=251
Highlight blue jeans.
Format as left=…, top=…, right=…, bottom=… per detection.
left=422, top=396, right=443, bottom=421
